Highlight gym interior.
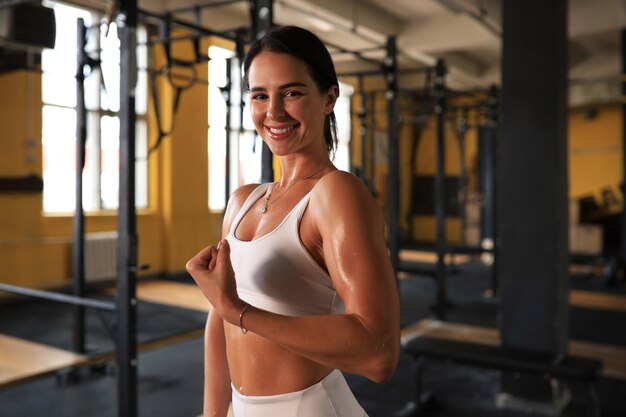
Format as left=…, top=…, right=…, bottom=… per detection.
left=0, top=0, right=625, bottom=416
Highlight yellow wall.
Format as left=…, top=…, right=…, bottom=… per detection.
left=0, top=70, right=60, bottom=288
left=350, top=88, right=417, bottom=235
left=410, top=104, right=623, bottom=243
left=353, top=90, right=623, bottom=245
left=410, top=108, right=480, bottom=243
left=0, top=69, right=166, bottom=289
left=568, top=106, right=623, bottom=203
left=350, top=86, right=482, bottom=244
left=0, top=34, right=226, bottom=291
left=154, top=35, right=222, bottom=272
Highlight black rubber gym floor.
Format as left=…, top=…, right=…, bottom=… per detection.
left=0, top=265, right=624, bottom=417
left=0, top=296, right=207, bottom=353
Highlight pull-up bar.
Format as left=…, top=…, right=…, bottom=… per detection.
left=338, top=66, right=432, bottom=79
left=167, top=0, right=244, bottom=14
left=325, top=41, right=385, bottom=68
left=138, top=8, right=237, bottom=41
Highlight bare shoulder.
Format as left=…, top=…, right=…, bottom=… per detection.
left=222, top=183, right=261, bottom=236
left=312, top=170, right=380, bottom=219
left=228, top=183, right=261, bottom=213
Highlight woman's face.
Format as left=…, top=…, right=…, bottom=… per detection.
left=247, top=51, right=337, bottom=157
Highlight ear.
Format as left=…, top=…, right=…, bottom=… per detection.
left=323, top=85, right=339, bottom=115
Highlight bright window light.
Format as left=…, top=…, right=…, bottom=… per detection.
left=41, top=1, right=148, bottom=213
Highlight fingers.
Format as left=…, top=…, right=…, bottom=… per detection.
left=209, top=239, right=230, bottom=270
left=217, top=239, right=230, bottom=261
left=208, top=245, right=218, bottom=271
left=186, top=239, right=231, bottom=278
left=186, top=244, right=218, bottom=273
left=186, top=240, right=238, bottom=320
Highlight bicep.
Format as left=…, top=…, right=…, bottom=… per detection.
left=319, top=181, right=398, bottom=328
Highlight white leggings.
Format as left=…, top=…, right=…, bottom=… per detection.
left=231, top=369, right=368, bottom=417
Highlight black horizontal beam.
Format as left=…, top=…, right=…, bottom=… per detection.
left=168, top=0, right=244, bottom=14
left=0, top=283, right=117, bottom=311
left=0, top=175, right=43, bottom=194
left=0, top=0, right=32, bottom=9
left=338, top=67, right=432, bottom=79
left=138, top=8, right=237, bottom=41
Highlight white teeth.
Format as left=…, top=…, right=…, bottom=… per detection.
left=268, top=126, right=294, bottom=134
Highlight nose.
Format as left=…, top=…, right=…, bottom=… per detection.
left=267, top=96, right=286, bottom=119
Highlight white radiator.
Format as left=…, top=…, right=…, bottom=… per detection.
left=85, top=231, right=118, bottom=282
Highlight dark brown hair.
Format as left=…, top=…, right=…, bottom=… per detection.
left=243, top=26, right=340, bottom=155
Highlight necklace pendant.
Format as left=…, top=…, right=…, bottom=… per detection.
left=260, top=206, right=268, bottom=214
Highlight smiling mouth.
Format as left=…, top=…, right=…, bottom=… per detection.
left=266, top=124, right=299, bottom=137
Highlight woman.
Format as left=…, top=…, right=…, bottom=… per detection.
left=186, top=26, right=400, bottom=417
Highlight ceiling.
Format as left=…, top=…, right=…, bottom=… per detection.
left=142, top=0, right=625, bottom=107
left=4, top=0, right=623, bottom=106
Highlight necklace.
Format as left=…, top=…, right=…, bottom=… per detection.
left=260, top=162, right=332, bottom=214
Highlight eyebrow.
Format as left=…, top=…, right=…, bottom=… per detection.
left=249, top=82, right=309, bottom=92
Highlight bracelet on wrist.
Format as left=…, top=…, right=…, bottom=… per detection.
left=239, top=303, right=249, bottom=334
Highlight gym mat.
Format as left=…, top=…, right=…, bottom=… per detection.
left=0, top=337, right=205, bottom=417
left=0, top=296, right=207, bottom=355
left=399, top=263, right=626, bottom=348
left=400, top=319, right=626, bottom=380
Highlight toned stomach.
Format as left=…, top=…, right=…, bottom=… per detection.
left=224, top=321, right=331, bottom=396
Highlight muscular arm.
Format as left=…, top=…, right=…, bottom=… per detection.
left=235, top=173, right=400, bottom=382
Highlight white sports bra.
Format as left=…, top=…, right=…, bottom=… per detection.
left=227, top=183, right=345, bottom=317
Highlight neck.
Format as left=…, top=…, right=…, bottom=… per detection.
left=277, top=154, right=332, bottom=185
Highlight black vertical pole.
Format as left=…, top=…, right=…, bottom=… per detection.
left=348, top=91, right=355, bottom=175
left=193, top=6, right=202, bottom=62
left=252, top=0, right=274, bottom=183
left=487, top=85, right=499, bottom=296
left=117, top=0, right=138, bottom=416
left=621, top=29, right=626, bottom=273
left=385, top=36, right=399, bottom=279
left=224, top=58, right=232, bottom=205
left=478, top=88, right=498, bottom=295
left=500, top=0, right=569, bottom=407
left=369, top=91, right=377, bottom=192
left=358, top=76, right=368, bottom=188
left=72, top=18, right=87, bottom=355
left=236, top=28, right=246, bottom=151
left=457, top=107, right=468, bottom=246
left=434, top=59, right=447, bottom=319
left=234, top=28, right=246, bottom=189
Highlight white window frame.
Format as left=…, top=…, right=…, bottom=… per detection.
left=208, top=45, right=261, bottom=212
left=41, top=0, right=148, bottom=213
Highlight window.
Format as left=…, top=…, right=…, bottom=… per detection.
left=208, top=46, right=261, bottom=211
left=334, top=81, right=353, bottom=172
left=41, top=1, right=148, bottom=213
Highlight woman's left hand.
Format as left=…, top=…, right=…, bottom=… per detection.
left=186, top=239, right=242, bottom=324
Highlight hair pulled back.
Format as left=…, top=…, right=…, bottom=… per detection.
left=243, top=26, right=340, bottom=155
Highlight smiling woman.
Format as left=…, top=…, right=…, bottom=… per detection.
left=186, top=26, right=400, bottom=417
left=243, top=28, right=340, bottom=157
left=247, top=51, right=337, bottom=159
